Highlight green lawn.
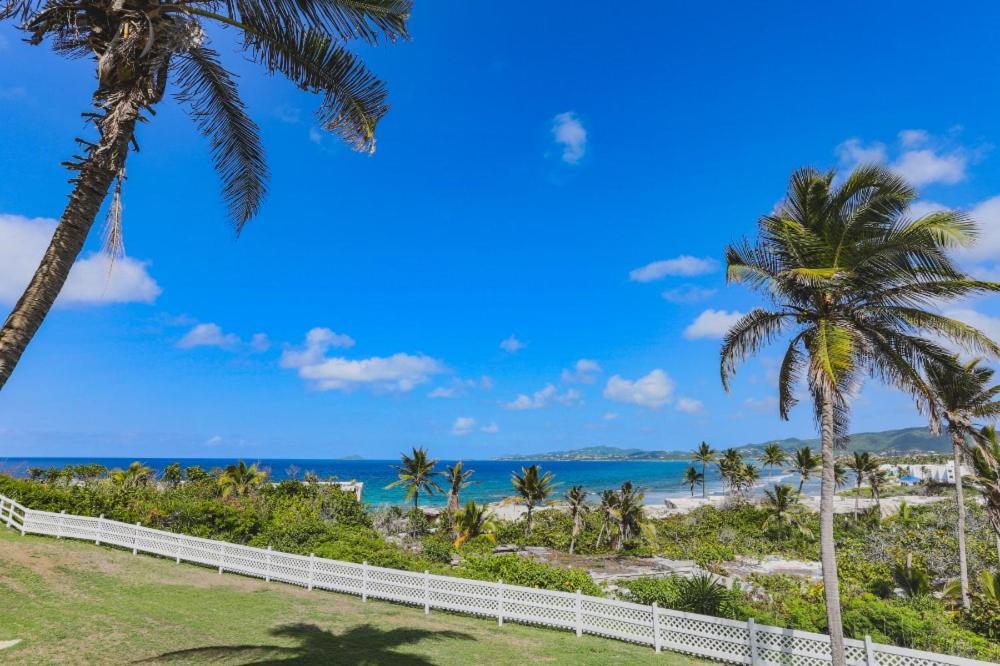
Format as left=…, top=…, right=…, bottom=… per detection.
left=0, top=528, right=708, bottom=665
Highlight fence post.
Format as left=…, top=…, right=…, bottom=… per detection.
left=19, top=505, right=25, bottom=536
left=362, top=561, right=369, bottom=602
left=175, top=536, right=181, bottom=564
left=748, top=617, right=759, bottom=666
left=864, top=635, right=877, bottom=666
left=132, top=522, right=140, bottom=555
left=497, top=580, right=504, bottom=626
left=2, top=498, right=9, bottom=528
left=57, top=510, right=65, bottom=539
left=96, top=515, right=104, bottom=545
left=308, top=553, right=315, bottom=590
left=652, top=602, right=661, bottom=653
left=424, top=570, right=431, bottom=614
left=265, top=545, right=273, bottom=582
left=218, top=542, right=225, bottom=574
left=575, top=589, right=582, bottom=637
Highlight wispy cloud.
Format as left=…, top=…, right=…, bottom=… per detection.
left=551, top=112, right=587, bottom=164
left=629, top=256, right=717, bottom=282
left=500, top=335, right=526, bottom=353
left=676, top=397, right=705, bottom=414
left=561, top=359, right=602, bottom=384
left=177, top=323, right=270, bottom=353
left=836, top=130, right=980, bottom=188
left=452, top=417, right=476, bottom=436
left=504, top=384, right=581, bottom=410
left=684, top=309, right=744, bottom=340
left=603, top=369, right=674, bottom=409
left=480, top=421, right=499, bottom=434
left=273, top=105, right=301, bottom=124
left=661, top=285, right=718, bottom=303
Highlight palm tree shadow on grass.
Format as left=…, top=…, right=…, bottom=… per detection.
left=135, top=622, right=475, bottom=665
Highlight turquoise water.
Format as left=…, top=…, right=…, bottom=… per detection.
left=0, top=456, right=799, bottom=506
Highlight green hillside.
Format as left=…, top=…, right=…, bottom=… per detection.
left=496, top=426, right=951, bottom=461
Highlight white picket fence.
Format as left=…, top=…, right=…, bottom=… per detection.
left=0, top=494, right=991, bottom=666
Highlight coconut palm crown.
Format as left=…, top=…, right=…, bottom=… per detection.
left=0, top=0, right=411, bottom=389
left=720, top=165, right=1000, bottom=665
left=511, top=464, right=556, bottom=533
left=386, top=447, right=441, bottom=509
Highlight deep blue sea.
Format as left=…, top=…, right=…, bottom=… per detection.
left=0, top=456, right=799, bottom=506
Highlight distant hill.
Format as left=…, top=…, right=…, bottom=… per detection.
left=495, top=426, right=951, bottom=461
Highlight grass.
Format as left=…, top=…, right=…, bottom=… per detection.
left=0, top=528, right=709, bottom=665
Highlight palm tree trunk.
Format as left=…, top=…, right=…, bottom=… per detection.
left=950, top=429, right=971, bottom=610
left=702, top=462, right=707, bottom=498
left=819, top=397, right=846, bottom=666
left=854, top=479, right=861, bottom=518
left=995, top=532, right=1000, bottom=566
left=0, top=98, right=140, bottom=390
left=526, top=505, right=533, bottom=534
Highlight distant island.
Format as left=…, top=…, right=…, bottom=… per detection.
left=494, top=426, right=952, bottom=461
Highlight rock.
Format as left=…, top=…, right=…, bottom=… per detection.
left=492, top=544, right=522, bottom=554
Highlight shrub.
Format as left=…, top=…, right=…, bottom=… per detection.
left=455, top=554, right=603, bottom=596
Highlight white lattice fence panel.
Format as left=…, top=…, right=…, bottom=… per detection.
left=501, top=585, right=576, bottom=630
left=660, top=610, right=750, bottom=662
left=871, top=642, right=991, bottom=666
left=583, top=597, right=654, bottom=645
left=366, top=566, right=424, bottom=606
left=177, top=535, right=220, bottom=566
left=269, top=551, right=311, bottom=586
left=222, top=543, right=269, bottom=579
left=428, top=575, right=498, bottom=616
left=312, top=559, right=363, bottom=594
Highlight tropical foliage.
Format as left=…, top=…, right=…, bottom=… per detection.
left=511, top=464, right=556, bottom=533
left=386, top=447, right=442, bottom=509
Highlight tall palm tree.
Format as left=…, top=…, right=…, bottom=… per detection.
left=682, top=466, right=704, bottom=497
left=761, top=483, right=812, bottom=538
left=867, top=467, right=890, bottom=512
left=717, top=448, right=743, bottom=496
left=564, top=485, right=589, bottom=555
left=110, top=461, right=153, bottom=491
left=692, top=442, right=716, bottom=499
left=970, top=425, right=1000, bottom=565
left=386, top=447, right=441, bottom=509
left=218, top=460, right=268, bottom=498
left=844, top=452, right=878, bottom=517
left=443, top=461, right=473, bottom=514
left=720, top=165, right=1000, bottom=665
left=926, top=357, right=1000, bottom=609
left=833, top=461, right=848, bottom=491
left=791, top=447, right=821, bottom=495
left=0, top=0, right=411, bottom=389
left=595, top=489, right=618, bottom=549
left=453, top=501, right=496, bottom=548
left=511, top=464, right=556, bottom=534
left=761, top=443, right=788, bottom=480
left=614, top=481, right=645, bottom=551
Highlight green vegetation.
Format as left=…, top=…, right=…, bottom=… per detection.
left=0, top=528, right=702, bottom=665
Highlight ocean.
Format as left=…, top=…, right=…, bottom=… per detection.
left=0, top=456, right=802, bottom=506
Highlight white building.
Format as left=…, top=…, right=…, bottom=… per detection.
left=878, top=461, right=969, bottom=484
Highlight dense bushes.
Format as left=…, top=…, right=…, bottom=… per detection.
left=455, top=554, right=603, bottom=596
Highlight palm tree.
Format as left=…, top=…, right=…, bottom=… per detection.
left=844, top=452, right=878, bottom=517
left=761, top=443, right=788, bottom=480
left=717, top=448, right=743, bottom=495
left=565, top=485, right=589, bottom=555
left=218, top=460, right=268, bottom=498
left=867, top=468, right=890, bottom=512
left=595, top=489, right=618, bottom=549
left=720, top=165, right=1000, bottom=664
left=979, top=570, right=1000, bottom=603
left=692, top=442, right=716, bottom=499
left=614, top=481, right=645, bottom=550
left=926, top=357, right=1000, bottom=609
left=110, top=461, right=153, bottom=491
left=791, top=447, right=821, bottom=495
left=511, top=465, right=556, bottom=534
left=0, top=0, right=411, bottom=390
left=443, top=461, right=473, bottom=514
left=26, top=467, right=44, bottom=481
left=893, top=554, right=930, bottom=598
left=386, top=447, right=441, bottom=509
left=970, top=425, right=1000, bottom=564
left=761, top=484, right=812, bottom=538
left=682, top=466, right=704, bottom=497
left=833, top=461, right=848, bottom=491
left=162, top=463, right=182, bottom=488
left=453, top=501, right=496, bottom=548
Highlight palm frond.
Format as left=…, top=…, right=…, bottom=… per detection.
left=174, top=46, right=268, bottom=232
left=243, top=23, right=388, bottom=152
left=720, top=309, right=792, bottom=390
left=230, top=0, right=410, bottom=44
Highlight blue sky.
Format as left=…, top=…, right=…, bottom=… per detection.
left=2, top=3, right=1000, bottom=459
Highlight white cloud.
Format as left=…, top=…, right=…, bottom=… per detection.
left=177, top=323, right=268, bottom=353
left=273, top=105, right=301, bottom=124
left=676, top=397, right=705, bottom=414
left=962, top=195, right=1000, bottom=261
left=835, top=138, right=887, bottom=166
left=0, top=214, right=160, bottom=306
left=603, top=369, right=674, bottom=409
left=428, top=387, right=456, bottom=399
left=281, top=329, right=443, bottom=392
left=744, top=396, right=779, bottom=414
left=561, top=358, right=602, bottom=384
left=629, top=256, right=717, bottom=282
left=480, top=421, right=499, bottom=434
left=504, top=384, right=582, bottom=410
left=428, top=376, right=494, bottom=399
left=603, top=411, right=618, bottom=420
left=684, top=309, right=744, bottom=340
left=908, top=200, right=948, bottom=219
left=309, top=127, right=323, bottom=144
left=500, top=335, right=526, bottom=353
left=452, top=417, right=476, bottom=436
left=891, top=149, right=966, bottom=187
left=205, top=435, right=223, bottom=447
left=661, top=285, right=718, bottom=303
left=552, top=111, right=587, bottom=164
left=899, top=129, right=929, bottom=148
